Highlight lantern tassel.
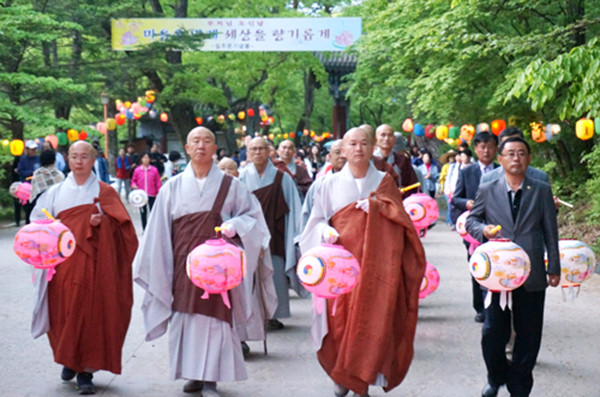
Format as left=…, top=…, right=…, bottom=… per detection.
left=221, top=292, right=231, bottom=309
left=331, top=297, right=338, bottom=316
left=46, top=267, right=56, bottom=282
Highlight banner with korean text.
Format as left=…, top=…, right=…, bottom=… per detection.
left=111, top=18, right=361, bottom=52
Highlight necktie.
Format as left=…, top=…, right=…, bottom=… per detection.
left=509, top=190, right=522, bottom=221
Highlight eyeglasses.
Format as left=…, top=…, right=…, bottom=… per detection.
left=501, top=151, right=528, bottom=159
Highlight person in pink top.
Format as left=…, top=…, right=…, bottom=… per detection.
left=131, top=152, right=162, bottom=229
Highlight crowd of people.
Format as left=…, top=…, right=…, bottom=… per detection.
left=21, top=123, right=560, bottom=397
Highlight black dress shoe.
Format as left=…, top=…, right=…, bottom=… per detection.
left=183, top=380, right=204, bottom=393
left=61, top=366, right=77, bottom=381
left=481, top=383, right=498, bottom=397
left=76, top=372, right=96, bottom=395
left=267, top=319, right=284, bottom=330
left=475, top=312, right=485, bottom=323
left=241, top=341, right=250, bottom=358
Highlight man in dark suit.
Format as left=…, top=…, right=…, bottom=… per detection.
left=451, top=131, right=499, bottom=322
left=466, top=137, right=560, bottom=397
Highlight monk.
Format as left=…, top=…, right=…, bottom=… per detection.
left=31, top=141, right=138, bottom=395
left=300, top=127, right=426, bottom=397
left=134, top=127, right=270, bottom=396
left=274, top=139, right=313, bottom=198
left=239, top=137, right=303, bottom=330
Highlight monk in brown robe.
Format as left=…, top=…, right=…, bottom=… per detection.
left=31, top=141, right=138, bottom=395
left=300, top=127, right=426, bottom=397
left=273, top=139, right=313, bottom=198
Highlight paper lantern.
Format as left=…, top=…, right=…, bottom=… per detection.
left=196, top=117, right=203, bottom=125
left=106, top=118, right=117, bottom=130
left=310, top=130, right=316, bottom=137
left=44, top=135, right=58, bottom=149
left=575, top=119, right=594, bottom=141
left=460, top=125, right=475, bottom=142
left=448, top=126, right=460, bottom=139
left=116, top=114, right=126, bottom=126
left=10, top=139, right=24, bottom=156
left=124, top=101, right=132, bottom=109
left=97, top=122, right=108, bottom=135
left=469, top=239, right=530, bottom=309
left=128, top=189, right=148, bottom=208
left=133, top=113, right=142, bottom=120
left=544, top=124, right=553, bottom=142
left=228, top=113, right=235, bottom=121
left=57, top=133, right=68, bottom=146
left=115, top=100, right=124, bottom=111
left=531, top=122, right=546, bottom=143
left=160, top=112, right=169, bottom=123
left=9, top=182, right=31, bottom=205
left=186, top=238, right=246, bottom=309
left=476, top=123, right=490, bottom=133
left=125, top=110, right=134, bottom=120
left=596, top=118, right=600, bottom=135
left=290, top=132, right=295, bottom=138
left=424, top=124, right=435, bottom=139
left=67, top=129, right=79, bottom=141
left=13, top=218, right=76, bottom=281
left=419, top=262, right=440, bottom=300
left=79, top=131, right=88, bottom=140
left=297, top=243, right=360, bottom=314
left=413, top=124, right=424, bottom=136
left=491, top=119, right=506, bottom=136
left=145, top=90, right=156, bottom=104
left=558, top=239, right=595, bottom=289
left=217, top=114, right=225, bottom=123
left=237, top=111, right=245, bottom=120
left=403, top=193, right=439, bottom=237
left=455, top=211, right=481, bottom=254
left=247, top=108, right=255, bottom=117
left=402, top=118, right=414, bottom=133
left=268, top=133, right=274, bottom=140
left=435, top=125, right=448, bottom=140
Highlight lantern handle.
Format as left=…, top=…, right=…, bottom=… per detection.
left=556, top=198, right=573, bottom=208
left=214, top=226, right=222, bottom=238
left=400, top=182, right=421, bottom=193
left=41, top=208, right=56, bottom=221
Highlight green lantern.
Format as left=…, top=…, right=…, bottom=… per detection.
left=57, top=132, right=68, bottom=146
left=448, top=126, right=460, bottom=139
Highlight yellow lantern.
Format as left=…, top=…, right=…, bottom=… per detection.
left=238, top=111, right=245, bottom=120
left=435, top=125, right=449, bottom=140
left=67, top=129, right=79, bottom=142
left=106, top=118, right=117, bottom=130
left=530, top=122, right=546, bottom=143
left=10, top=139, right=24, bottom=156
left=575, top=119, right=594, bottom=141
left=283, top=133, right=288, bottom=139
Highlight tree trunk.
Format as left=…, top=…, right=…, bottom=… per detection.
left=294, top=69, right=316, bottom=146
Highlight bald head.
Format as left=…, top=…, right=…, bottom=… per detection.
left=249, top=137, right=270, bottom=167
left=329, top=139, right=346, bottom=172
left=68, top=141, right=97, bottom=183
left=359, top=124, right=376, bottom=145
left=342, top=127, right=372, bottom=172
left=187, top=127, right=215, bottom=145
left=218, top=157, right=239, bottom=178
left=69, top=140, right=96, bottom=157
left=277, top=139, right=296, bottom=163
left=375, top=124, right=396, bottom=154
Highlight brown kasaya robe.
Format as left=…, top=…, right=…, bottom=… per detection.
left=317, top=175, right=426, bottom=394
left=47, top=183, right=138, bottom=374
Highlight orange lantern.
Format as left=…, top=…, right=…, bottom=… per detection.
left=79, top=131, right=88, bottom=140
left=116, top=114, right=126, bottom=125
left=247, top=108, right=255, bottom=117
left=310, top=130, right=316, bottom=138
left=290, top=132, right=295, bottom=138
left=460, top=124, right=475, bottom=142
left=576, top=119, right=594, bottom=141
left=196, top=117, right=203, bottom=125
left=145, top=90, right=156, bottom=104
left=491, top=119, right=506, bottom=136
left=124, top=101, right=132, bottom=109
left=268, top=133, right=274, bottom=140
left=402, top=118, right=414, bottom=133
left=44, top=135, right=58, bottom=149
left=10, top=139, right=24, bottom=156
left=530, top=122, right=546, bottom=143
left=160, top=112, right=169, bottom=123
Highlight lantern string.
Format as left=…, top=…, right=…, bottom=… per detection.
left=41, top=208, right=56, bottom=221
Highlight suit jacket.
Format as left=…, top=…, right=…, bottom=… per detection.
left=480, top=165, right=549, bottom=185
left=450, top=163, right=499, bottom=223
left=465, top=176, right=560, bottom=292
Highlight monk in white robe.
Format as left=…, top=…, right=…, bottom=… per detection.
left=300, top=128, right=426, bottom=397
left=239, top=137, right=303, bottom=329
left=134, top=128, right=269, bottom=397
left=31, top=141, right=137, bottom=395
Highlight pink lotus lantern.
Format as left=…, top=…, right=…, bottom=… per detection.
left=419, top=262, right=440, bottom=300
left=13, top=219, right=76, bottom=281
left=297, top=243, right=361, bottom=315
left=469, top=239, right=530, bottom=310
left=558, top=239, right=595, bottom=299
left=9, top=182, right=32, bottom=205
left=186, top=238, right=246, bottom=309
left=403, top=193, right=439, bottom=237
left=456, top=211, right=481, bottom=254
